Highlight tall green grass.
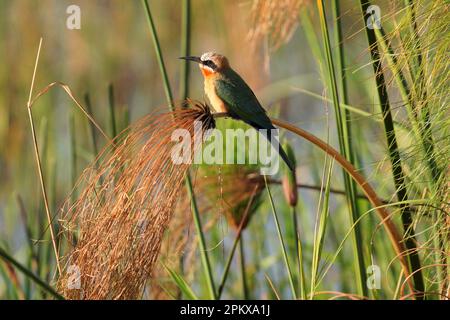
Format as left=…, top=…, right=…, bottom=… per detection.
left=317, top=0, right=367, bottom=297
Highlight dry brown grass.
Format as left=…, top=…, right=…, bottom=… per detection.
left=146, top=157, right=265, bottom=298
left=247, top=0, right=307, bottom=52
left=148, top=165, right=264, bottom=299
left=57, top=102, right=214, bottom=299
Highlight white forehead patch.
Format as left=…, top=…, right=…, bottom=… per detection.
left=200, top=52, right=217, bottom=61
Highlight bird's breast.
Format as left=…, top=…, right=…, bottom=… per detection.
left=204, top=78, right=228, bottom=113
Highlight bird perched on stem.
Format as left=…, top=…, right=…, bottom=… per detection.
left=180, top=52, right=295, bottom=172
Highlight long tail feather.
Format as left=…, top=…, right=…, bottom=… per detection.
left=251, top=123, right=295, bottom=173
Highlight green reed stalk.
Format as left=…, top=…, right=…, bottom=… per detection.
left=0, top=246, right=64, bottom=300
left=310, top=158, right=333, bottom=298
left=217, top=185, right=257, bottom=299
left=176, top=0, right=191, bottom=299
left=179, top=0, right=191, bottom=102
left=359, top=0, right=424, bottom=297
left=17, top=195, right=38, bottom=299
left=297, top=223, right=307, bottom=300
left=238, top=239, right=249, bottom=299
left=282, top=141, right=303, bottom=297
left=317, top=0, right=367, bottom=296
left=141, top=0, right=174, bottom=110
left=264, top=175, right=297, bottom=299
left=185, top=177, right=217, bottom=299
left=291, top=206, right=307, bottom=299
left=84, top=93, right=99, bottom=157
left=217, top=229, right=242, bottom=299
left=69, top=111, right=77, bottom=203
left=108, top=84, right=117, bottom=138
left=141, top=0, right=216, bottom=299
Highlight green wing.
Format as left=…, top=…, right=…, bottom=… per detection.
left=215, top=69, right=296, bottom=172
left=215, top=69, right=274, bottom=129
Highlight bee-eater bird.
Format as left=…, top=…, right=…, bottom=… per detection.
left=180, top=52, right=295, bottom=172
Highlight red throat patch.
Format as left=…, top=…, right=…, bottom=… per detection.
left=200, top=65, right=214, bottom=77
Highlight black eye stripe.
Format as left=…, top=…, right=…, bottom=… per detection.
left=203, top=60, right=216, bottom=69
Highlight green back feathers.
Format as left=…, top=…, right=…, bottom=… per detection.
left=214, top=68, right=295, bottom=172
left=214, top=68, right=274, bottom=129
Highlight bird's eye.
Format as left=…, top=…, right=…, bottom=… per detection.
left=204, top=60, right=216, bottom=70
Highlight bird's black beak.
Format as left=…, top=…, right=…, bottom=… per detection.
left=179, top=56, right=202, bottom=64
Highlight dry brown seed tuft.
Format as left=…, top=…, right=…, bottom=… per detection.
left=58, top=102, right=214, bottom=299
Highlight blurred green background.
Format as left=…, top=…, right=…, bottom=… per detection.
left=0, top=0, right=447, bottom=299
left=0, top=0, right=379, bottom=237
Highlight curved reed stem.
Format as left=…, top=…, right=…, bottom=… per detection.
left=212, top=112, right=415, bottom=296
left=273, top=118, right=415, bottom=294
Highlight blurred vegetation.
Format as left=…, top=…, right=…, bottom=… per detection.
left=0, top=0, right=448, bottom=299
